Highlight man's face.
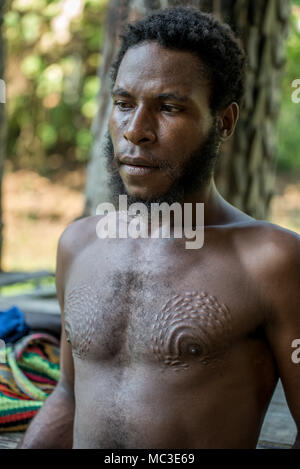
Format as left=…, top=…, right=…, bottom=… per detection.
left=108, top=41, right=220, bottom=205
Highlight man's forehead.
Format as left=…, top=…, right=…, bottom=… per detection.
left=115, top=42, right=211, bottom=96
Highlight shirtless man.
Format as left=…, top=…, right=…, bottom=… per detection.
left=19, top=7, right=300, bottom=449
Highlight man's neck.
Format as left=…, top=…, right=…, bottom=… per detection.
left=119, top=178, right=254, bottom=237
left=177, top=178, right=249, bottom=229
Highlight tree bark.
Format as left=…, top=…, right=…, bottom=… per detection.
left=215, top=0, right=291, bottom=218
left=0, top=0, right=6, bottom=271
left=84, top=0, right=290, bottom=219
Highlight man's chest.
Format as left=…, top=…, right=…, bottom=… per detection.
left=64, top=242, right=264, bottom=371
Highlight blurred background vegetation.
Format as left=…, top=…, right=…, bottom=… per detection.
left=278, top=0, right=300, bottom=170
left=4, top=0, right=107, bottom=175
left=3, top=0, right=300, bottom=174
left=1, top=0, right=300, bottom=272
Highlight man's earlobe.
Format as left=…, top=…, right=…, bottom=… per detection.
left=218, top=117, right=228, bottom=135
left=217, top=102, right=239, bottom=140
left=218, top=119, right=228, bottom=140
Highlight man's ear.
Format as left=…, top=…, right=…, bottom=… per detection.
left=218, top=102, right=239, bottom=141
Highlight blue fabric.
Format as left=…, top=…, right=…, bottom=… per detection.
left=0, top=306, right=29, bottom=344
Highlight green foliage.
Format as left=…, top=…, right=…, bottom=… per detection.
left=0, top=276, right=55, bottom=296
left=277, top=4, right=300, bottom=170
left=4, top=0, right=108, bottom=175
left=4, top=0, right=300, bottom=174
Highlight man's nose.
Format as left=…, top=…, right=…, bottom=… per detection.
left=124, top=106, right=156, bottom=145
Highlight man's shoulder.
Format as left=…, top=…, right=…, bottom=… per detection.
left=232, top=217, right=298, bottom=241
left=232, top=220, right=300, bottom=294
left=237, top=220, right=299, bottom=258
left=58, top=214, right=103, bottom=257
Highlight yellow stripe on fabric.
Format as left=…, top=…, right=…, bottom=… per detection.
left=0, top=424, right=27, bottom=432
left=7, top=351, right=47, bottom=401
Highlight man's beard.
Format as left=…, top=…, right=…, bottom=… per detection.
left=104, top=118, right=221, bottom=209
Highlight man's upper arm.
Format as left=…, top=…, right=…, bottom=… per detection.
left=263, top=230, right=300, bottom=435
left=55, top=230, right=74, bottom=395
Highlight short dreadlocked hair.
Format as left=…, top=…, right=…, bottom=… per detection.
left=111, top=6, right=247, bottom=113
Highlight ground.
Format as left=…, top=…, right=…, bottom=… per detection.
left=1, top=164, right=85, bottom=271
left=1, top=164, right=300, bottom=272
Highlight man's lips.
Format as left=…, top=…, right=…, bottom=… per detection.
left=119, top=156, right=160, bottom=176
left=121, top=164, right=159, bottom=176
left=119, top=156, right=158, bottom=168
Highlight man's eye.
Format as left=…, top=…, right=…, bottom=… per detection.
left=114, top=101, right=133, bottom=110
left=161, top=104, right=181, bottom=113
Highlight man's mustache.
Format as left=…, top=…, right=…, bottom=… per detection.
left=114, top=153, right=173, bottom=170
left=110, top=152, right=181, bottom=182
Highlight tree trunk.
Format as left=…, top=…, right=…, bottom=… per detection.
left=215, top=0, right=291, bottom=218
left=0, top=0, right=6, bottom=271
left=84, top=0, right=290, bottom=219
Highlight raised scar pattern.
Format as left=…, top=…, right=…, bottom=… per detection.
left=64, top=284, right=232, bottom=368
left=150, top=292, right=232, bottom=372
left=64, top=284, right=100, bottom=359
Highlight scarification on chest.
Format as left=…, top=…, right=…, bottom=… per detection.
left=64, top=280, right=233, bottom=369
left=150, top=292, right=232, bottom=372
left=64, top=284, right=100, bottom=359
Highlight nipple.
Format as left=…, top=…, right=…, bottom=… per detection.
left=188, top=344, right=201, bottom=356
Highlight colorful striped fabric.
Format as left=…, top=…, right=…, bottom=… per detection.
left=0, top=333, right=60, bottom=432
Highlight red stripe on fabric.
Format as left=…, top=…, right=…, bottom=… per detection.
left=22, top=347, right=46, bottom=360
left=0, top=410, right=38, bottom=424
left=0, top=386, right=32, bottom=400
left=23, top=372, right=56, bottom=385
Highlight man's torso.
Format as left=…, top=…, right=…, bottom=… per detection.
left=63, top=216, right=278, bottom=448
